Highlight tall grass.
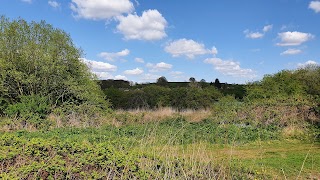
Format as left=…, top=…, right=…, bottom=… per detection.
left=1, top=113, right=319, bottom=179
left=0, top=101, right=319, bottom=179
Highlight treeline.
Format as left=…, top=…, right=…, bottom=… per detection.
left=246, top=66, right=320, bottom=107
left=104, top=85, right=223, bottom=110
left=101, top=78, right=246, bottom=110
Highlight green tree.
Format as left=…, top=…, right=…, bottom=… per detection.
left=189, top=77, right=196, bottom=83
left=245, top=68, right=319, bottom=105
left=214, top=78, right=221, bottom=89
left=0, top=16, right=108, bottom=117
left=156, top=76, right=168, bottom=86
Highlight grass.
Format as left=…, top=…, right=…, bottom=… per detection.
left=0, top=115, right=319, bottom=179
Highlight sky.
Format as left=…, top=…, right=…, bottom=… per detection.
left=1, top=0, right=320, bottom=84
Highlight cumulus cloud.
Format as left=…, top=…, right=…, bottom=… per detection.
left=98, top=49, right=130, bottom=61
left=146, top=62, right=172, bottom=72
left=81, top=58, right=117, bottom=72
left=280, top=48, right=302, bottom=55
left=164, top=39, right=217, bottom=59
left=244, top=24, right=273, bottom=39
left=263, top=25, right=273, bottom=32
left=277, top=31, right=314, bottom=46
left=124, top=68, right=144, bottom=75
left=70, top=0, right=134, bottom=20
left=48, top=1, right=60, bottom=8
left=297, top=60, right=318, bottom=68
left=309, top=1, right=320, bottom=13
left=114, top=75, right=128, bottom=80
left=135, top=58, right=145, bottom=63
left=204, top=58, right=256, bottom=78
left=116, top=9, right=167, bottom=41
left=94, top=72, right=114, bottom=79
left=80, top=58, right=118, bottom=80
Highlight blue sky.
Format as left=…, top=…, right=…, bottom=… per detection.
left=1, top=0, right=320, bottom=84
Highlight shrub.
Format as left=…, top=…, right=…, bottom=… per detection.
left=0, top=16, right=109, bottom=127
left=5, top=95, right=50, bottom=128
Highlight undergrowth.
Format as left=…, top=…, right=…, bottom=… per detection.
left=0, top=117, right=319, bottom=179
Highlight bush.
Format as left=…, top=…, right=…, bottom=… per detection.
left=0, top=16, right=109, bottom=127
left=5, top=95, right=50, bottom=128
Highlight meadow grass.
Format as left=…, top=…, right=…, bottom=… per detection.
left=0, top=114, right=319, bottom=179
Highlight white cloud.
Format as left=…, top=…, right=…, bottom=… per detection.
left=277, top=31, right=314, bottom=46
left=164, top=39, right=217, bottom=59
left=244, top=24, right=272, bottom=39
left=245, top=31, right=264, bottom=39
left=135, top=58, right=144, bottom=63
left=70, top=0, right=134, bottom=20
left=263, top=25, right=273, bottom=32
left=116, top=9, right=167, bottom=41
left=141, top=73, right=161, bottom=82
left=297, top=60, right=318, bottom=68
left=204, top=58, right=256, bottom=78
left=170, top=71, right=185, bottom=80
left=21, top=0, right=32, bottom=3
left=48, top=1, right=60, bottom=8
left=124, top=68, right=144, bottom=75
left=309, top=1, right=320, bottom=13
left=94, top=72, right=114, bottom=79
left=114, top=75, right=128, bottom=80
left=81, top=58, right=117, bottom=72
left=280, top=48, right=302, bottom=55
left=98, top=49, right=130, bottom=61
left=146, top=62, right=173, bottom=72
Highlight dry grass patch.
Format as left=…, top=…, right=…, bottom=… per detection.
left=114, top=107, right=212, bottom=124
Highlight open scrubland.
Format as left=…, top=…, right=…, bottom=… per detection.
left=0, top=17, right=319, bottom=179
left=0, top=105, right=319, bottom=179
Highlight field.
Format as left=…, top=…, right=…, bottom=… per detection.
left=1, top=108, right=319, bottom=179
left=1, top=16, right=320, bottom=180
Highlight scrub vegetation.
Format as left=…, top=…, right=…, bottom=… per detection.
left=0, top=17, right=319, bottom=179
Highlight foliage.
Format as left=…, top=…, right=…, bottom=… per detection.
left=5, top=95, right=50, bottom=128
left=0, top=117, right=319, bottom=179
left=0, top=16, right=108, bottom=122
left=104, top=86, right=223, bottom=110
left=245, top=66, right=320, bottom=119
left=1, top=16, right=320, bottom=179
left=246, top=67, right=320, bottom=102
left=214, top=78, right=221, bottom=89
left=156, top=76, right=168, bottom=86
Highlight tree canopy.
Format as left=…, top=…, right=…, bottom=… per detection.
left=156, top=76, right=168, bottom=86
left=246, top=65, right=320, bottom=106
left=0, top=16, right=107, bottom=117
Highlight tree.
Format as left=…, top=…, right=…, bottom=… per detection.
left=214, top=78, right=221, bottom=89
left=0, top=16, right=108, bottom=117
left=156, top=76, right=168, bottom=86
left=189, top=77, right=196, bottom=83
left=199, top=79, right=210, bottom=88
left=245, top=68, right=315, bottom=103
